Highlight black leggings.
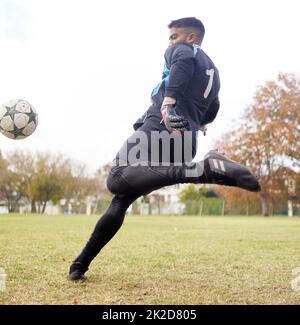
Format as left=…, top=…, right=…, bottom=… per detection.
left=74, top=120, right=204, bottom=268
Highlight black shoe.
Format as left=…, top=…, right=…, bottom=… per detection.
left=68, top=262, right=88, bottom=281
left=203, top=150, right=261, bottom=192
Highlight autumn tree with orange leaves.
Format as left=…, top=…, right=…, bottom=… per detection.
left=215, top=73, right=300, bottom=216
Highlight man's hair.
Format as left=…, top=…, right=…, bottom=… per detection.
left=168, top=17, right=205, bottom=42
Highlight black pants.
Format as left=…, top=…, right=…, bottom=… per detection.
left=74, top=118, right=205, bottom=268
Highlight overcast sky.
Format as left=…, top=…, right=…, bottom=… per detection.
left=0, top=0, right=299, bottom=172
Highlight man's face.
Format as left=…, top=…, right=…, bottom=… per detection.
left=168, top=27, right=196, bottom=46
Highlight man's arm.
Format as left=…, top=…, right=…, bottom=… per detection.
left=161, top=44, right=195, bottom=131
left=164, top=43, right=195, bottom=98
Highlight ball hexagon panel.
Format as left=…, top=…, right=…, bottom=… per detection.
left=16, top=100, right=32, bottom=113
left=23, top=121, right=37, bottom=136
left=14, top=113, right=30, bottom=129
left=0, top=115, right=14, bottom=131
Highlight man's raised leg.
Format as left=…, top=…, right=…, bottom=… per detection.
left=106, top=150, right=261, bottom=197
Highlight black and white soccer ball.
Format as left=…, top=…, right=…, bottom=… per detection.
left=0, top=99, right=38, bottom=139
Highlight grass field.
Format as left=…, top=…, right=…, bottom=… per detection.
left=1, top=214, right=300, bottom=305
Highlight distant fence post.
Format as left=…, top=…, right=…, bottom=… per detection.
left=199, top=200, right=203, bottom=216
left=288, top=200, right=293, bottom=218
left=221, top=199, right=225, bottom=216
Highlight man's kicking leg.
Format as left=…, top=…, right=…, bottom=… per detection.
left=106, top=150, right=261, bottom=197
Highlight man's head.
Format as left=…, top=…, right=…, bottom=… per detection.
left=168, top=17, right=205, bottom=47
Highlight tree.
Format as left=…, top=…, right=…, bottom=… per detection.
left=180, top=184, right=220, bottom=215
left=0, top=150, right=113, bottom=214
left=216, top=73, right=300, bottom=216
left=213, top=186, right=260, bottom=215
left=0, top=151, right=31, bottom=212
left=5, top=151, right=36, bottom=212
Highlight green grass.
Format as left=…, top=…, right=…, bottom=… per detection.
left=1, top=214, right=300, bottom=304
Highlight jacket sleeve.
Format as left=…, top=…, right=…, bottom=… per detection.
left=202, top=97, right=220, bottom=124
left=164, top=43, right=195, bottom=99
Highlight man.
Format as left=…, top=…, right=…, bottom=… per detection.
left=68, top=17, right=260, bottom=281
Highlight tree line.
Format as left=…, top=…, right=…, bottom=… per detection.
left=0, top=151, right=111, bottom=213
left=214, top=73, right=300, bottom=216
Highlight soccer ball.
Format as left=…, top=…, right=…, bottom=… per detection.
left=0, top=99, right=38, bottom=139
